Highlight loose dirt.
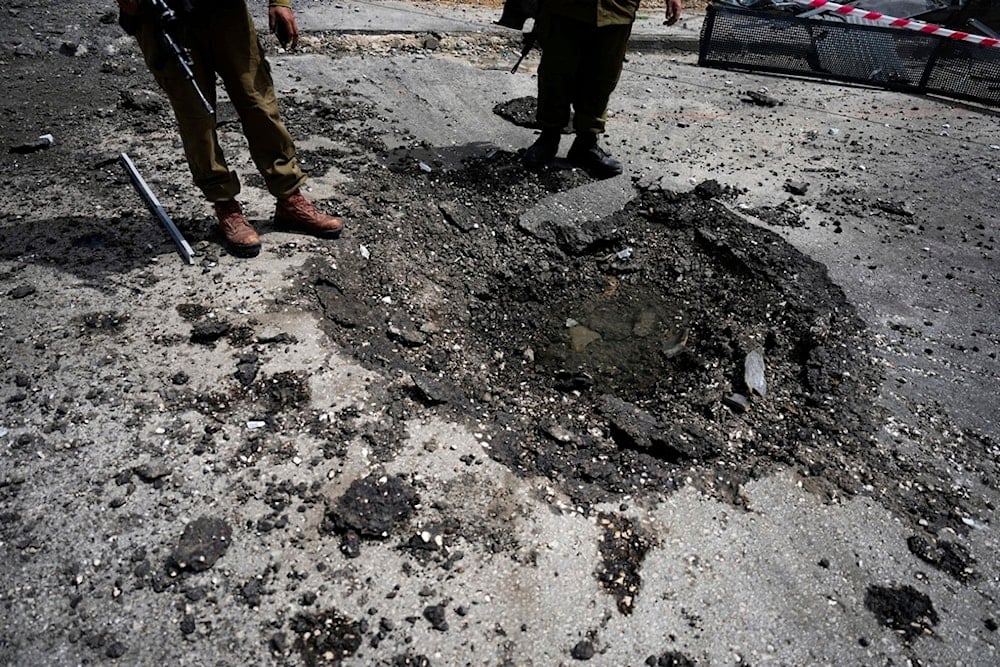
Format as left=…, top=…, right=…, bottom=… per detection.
left=1, top=1, right=998, bottom=666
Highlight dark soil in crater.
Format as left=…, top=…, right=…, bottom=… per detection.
left=271, top=93, right=949, bottom=523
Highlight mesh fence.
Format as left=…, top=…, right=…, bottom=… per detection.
left=699, top=4, right=1000, bottom=106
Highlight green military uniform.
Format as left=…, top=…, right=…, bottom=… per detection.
left=131, top=0, right=304, bottom=202
left=535, top=0, right=641, bottom=136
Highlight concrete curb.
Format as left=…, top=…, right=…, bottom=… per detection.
left=629, top=32, right=702, bottom=52
left=308, top=26, right=702, bottom=53
left=296, top=2, right=704, bottom=54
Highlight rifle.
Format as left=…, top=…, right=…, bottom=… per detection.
left=510, top=31, right=538, bottom=74
left=499, top=0, right=541, bottom=74
left=138, top=0, right=214, bottom=115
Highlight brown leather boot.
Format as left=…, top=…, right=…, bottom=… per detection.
left=214, top=199, right=261, bottom=258
left=274, top=191, right=344, bottom=239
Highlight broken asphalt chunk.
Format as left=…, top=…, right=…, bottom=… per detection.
left=322, top=474, right=419, bottom=542
left=600, top=394, right=660, bottom=451
left=784, top=180, right=809, bottom=196
left=600, top=395, right=719, bottom=461
left=723, top=392, right=750, bottom=413
left=290, top=609, right=364, bottom=662
left=423, top=605, right=448, bottom=631
left=438, top=200, right=476, bottom=232
left=519, top=213, right=619, bottom=255
left=9, top=285, right=36, bottom=299
left=387, top=323, right=427, bottom=347
left=864, top=584, right=939, bottom=642
left=906, top=535, right=976, bottom=583
left=876, top=199, right=915, bottom=217
left=120, top=88, right=164, bottom=113
left=571, top=640, right=595, bottom=660
left=492, top=95, right=540, bottom=129
left=694, top=179, right=723, bottom=200
left=170, top=516, right=232, bottom=573
left=742, top=90, right=783, bottom=107
left=134, top=460, right=172, bottom=483
left=190, top=321, right=231, bottom=344
left=9, top=134, right=54, bottom=154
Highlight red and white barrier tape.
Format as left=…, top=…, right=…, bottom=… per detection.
left=791, top=0, right=1000, bottom=48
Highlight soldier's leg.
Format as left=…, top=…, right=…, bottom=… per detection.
left=536, top=16, right=583, bottom=132
left=525, top=15, right=586, bottom=165
left=572, top=22, right=632, bottom=137
left=565, top=23, right=631, bottom=178
left=206, top=2, right=306, bottom=199
left=133, top=22, right=240, bottom=202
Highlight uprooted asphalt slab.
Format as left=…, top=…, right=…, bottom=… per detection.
left=1, top=1, right=999, bottom=665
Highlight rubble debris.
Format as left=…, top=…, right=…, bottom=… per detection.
left=742, top=90, right=782, bottom=107
left=596, top=513, right=653, bottom=615
left=864, top=584, right=939, bottom=642
left=321, top=475, right=420, bottom=556
left=571, top=640, right=596, bottom=660
left=120, top=88, right=165, bottom=113
left=190, top=321, right=232, bottom=344
left=9, top=134, right=54, bottom=154
left=744, top=349, right=767, bottom=398
left=876, top=199, right=915, bottom=217
left=169, top=516, right=233, bottom=573
left=723, top=393, right=750, bottom=413
left=9, top=285, right=36, bottom=299
left=784, top=180, right=809, bottom=196
left=907, top=535, right=976, bottom=583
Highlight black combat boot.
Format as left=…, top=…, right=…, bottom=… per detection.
left=523, top=129, right=561, bottom=168
left=567, top=133, right=622, bottom=179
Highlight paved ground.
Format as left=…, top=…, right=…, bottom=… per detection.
left=2, top=1, right=999, bottom=665
left=266, top=2, right=1000, bottom=662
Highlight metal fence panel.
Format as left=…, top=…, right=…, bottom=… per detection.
left=699, top=4, right=1000, bottom=105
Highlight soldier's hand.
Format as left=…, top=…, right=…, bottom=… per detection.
left=117, top=0, right=139, bottom=16
left=664, top=0, right=682, bottom=25
left=269, top=6, right=299, bottom=49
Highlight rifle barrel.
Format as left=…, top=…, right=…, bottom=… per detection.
left=511, top=33, right=537, bottom=74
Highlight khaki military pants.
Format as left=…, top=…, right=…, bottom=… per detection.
left=135, top=2, right=305, bottom=202
left=536, top=15, right=633, bottom=136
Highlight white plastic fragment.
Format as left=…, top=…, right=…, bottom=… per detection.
left=745, top=349, right=767, bottom=398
